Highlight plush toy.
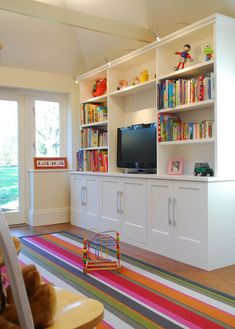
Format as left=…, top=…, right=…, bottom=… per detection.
left=174, top=44, right=193, bottom=70
left=0, top=238, right=57, bottom=329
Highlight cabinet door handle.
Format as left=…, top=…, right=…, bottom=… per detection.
left=119, top=191, right=123, bottom=214
left=168, top=197, right=172, bottom=225
left=83, top=186, right=87, bottom=206
left=117, top=191, right=120, bottom=213
left=173, top=197, right=176, bottom=227
left=81, top=187, right=84, bottom=205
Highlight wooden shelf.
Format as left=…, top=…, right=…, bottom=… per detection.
left=159, top=138, right=215, bottom=146
left=158, top=99, right=214, bottom=114
left=109, top=79, right=156, bottom=97
left=80, top=146, right=108, bottom=151
left=158, top=61, right=214, bottom=81
left=81, top=121, right=108, bottom=129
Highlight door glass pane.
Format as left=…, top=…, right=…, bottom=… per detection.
left=0, top=100, right=19, bottom=212
left=35, top=100, right=60, bottom=156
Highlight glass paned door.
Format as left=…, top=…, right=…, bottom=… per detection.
left=0, top=98, right=25, bottom=224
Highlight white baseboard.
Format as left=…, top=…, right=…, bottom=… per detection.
left=28, top=207, right=70, bottom=226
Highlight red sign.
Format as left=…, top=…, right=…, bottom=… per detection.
left=34, top=157, right=68, bottom=169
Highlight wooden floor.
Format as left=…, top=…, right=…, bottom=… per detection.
left=10, top=223, right=235, bottom=297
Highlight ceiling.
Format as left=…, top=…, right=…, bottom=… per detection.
left=1, top=0, right=235, bottom=77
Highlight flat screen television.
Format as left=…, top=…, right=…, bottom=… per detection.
left=117, top=123, right=156, bottom=173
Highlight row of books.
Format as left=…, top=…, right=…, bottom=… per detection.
left=81, top=128, right=108, bottom=148
left=80, top=103, right=107, bottom=125
left=76, top=149, right=108, bottom=172
left=157, top=73, right=214, bottom=109
left=158, top=114, right=214, bottom=142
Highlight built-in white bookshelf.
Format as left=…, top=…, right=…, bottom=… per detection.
left=76, top=13, right=235, bottom=178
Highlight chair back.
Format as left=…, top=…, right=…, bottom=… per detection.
left=0, top=210, right=34, bottom=328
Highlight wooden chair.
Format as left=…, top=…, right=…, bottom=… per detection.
left=0, top=210, right=104, bottom=329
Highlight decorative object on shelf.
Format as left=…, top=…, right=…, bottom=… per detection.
left=139, top=69, right=149, bottom=83
left=168, top=157, right=184, bottom=175
left=92, top=78, right=107, bottom=97
left=82, top=231, right=121, bottom=274
left=203, top=45, right=214, bottom=61
left=174, top=44, right=193, bottom=70
left=117, top=79, right=128, bottom=90
left=193, top=162, right=214, bottom=176
left=34, top=157, right=68, bottom=170
left=131, top=76, right=140, bottom=85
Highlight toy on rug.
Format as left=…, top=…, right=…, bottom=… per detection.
left=0, top=237, right=57, bottom=329
left=82, top=231, right=121, bottom=274
left=203, top=45, right=214, bottom=61
left=174, top=44, right=193, bottom=70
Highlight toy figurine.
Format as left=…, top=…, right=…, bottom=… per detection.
left=203, top=45, right=214, bottom=61
left=117, top=79, right=128, bottom=90
left=174, top=44, right=193, bottom=70
left=139, top=69, right=149, bottom=83
left=131, top=76, right=140, bottom=85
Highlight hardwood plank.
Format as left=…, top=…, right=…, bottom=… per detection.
left=9, top=223, right=235, bottom=297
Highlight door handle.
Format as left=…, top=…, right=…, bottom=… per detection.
left=83, top=187, right=87, bottom=206
left=117, top=191, right=120, bottom=213
left=168, top=197, right=172, bottom=225
left=173, top=197, right=176, bottom=227
left=119, top=191, right=123, bottom=214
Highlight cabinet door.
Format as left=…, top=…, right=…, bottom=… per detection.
left=121, top=178, right=147, bottom=244
left=173, top=181, right=207, bottom=266
left=70, top=175, right=86, bottom=227
left=99, top=177, right=121, bottom=231
left=148, top=180, right=173, bottom=256
left=84, top=176, right=99, bottom=230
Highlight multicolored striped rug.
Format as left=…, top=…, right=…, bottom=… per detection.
left=19, top=231, right=235, bottom=329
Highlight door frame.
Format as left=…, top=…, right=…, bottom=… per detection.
left=0, top=92, right=26, bottom=224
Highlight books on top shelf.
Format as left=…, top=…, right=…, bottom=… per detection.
left=158, top=113, right=214, bottom=142
left=76, top=149, right=108, bottom=172
left=157, top=73, right=214, bottom=109
left=80, top=103, right=107, bottom=125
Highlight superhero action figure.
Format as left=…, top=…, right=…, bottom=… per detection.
left=174, top=44, right=193, bottom=70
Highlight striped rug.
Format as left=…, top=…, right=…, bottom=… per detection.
left=19, top=231, right=235, bottom=329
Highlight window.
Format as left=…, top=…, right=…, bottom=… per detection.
left=34, top=95, right=66, bottom=157
left=35, top=100, right=60, bottom=157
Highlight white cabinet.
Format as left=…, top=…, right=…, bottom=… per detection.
left=148, top=180, right=207, bottom=268
left=70, top=174, right=99, bottom=230
left=121, top=178, right=147, bottom=244
left=71, top=172, right=235, bottom=270
left=99, top=176, right=147, bottom=245
left=99, top=176, right=121, bottom=232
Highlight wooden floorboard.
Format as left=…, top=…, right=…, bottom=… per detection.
left=9, top=223, right=235, bottom=297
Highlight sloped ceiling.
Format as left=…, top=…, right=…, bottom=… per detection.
left=1, top=0, right=235, bottom=77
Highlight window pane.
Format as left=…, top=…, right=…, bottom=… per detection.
left=0, top=100, right=19, bottom=212
left=35, top=100, right=60, bottom=156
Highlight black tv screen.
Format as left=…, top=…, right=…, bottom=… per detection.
left=117, top=123, right=156, bottom=173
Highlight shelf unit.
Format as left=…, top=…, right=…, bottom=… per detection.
left=76, top=14, right=235, bottom=178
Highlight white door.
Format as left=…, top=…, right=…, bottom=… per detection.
left=99, top=177, right=121, bottom=232
left=70, top=175, right=86, bottom=228
left=84, top=176, right=99, bottom=231
left=0, top=96, right=26, bottom=224
left=121, top=178, right=147, bottom=244
left=173, top=181, right=207, bottom=265
left=148, top=179, right=173, bottom=256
